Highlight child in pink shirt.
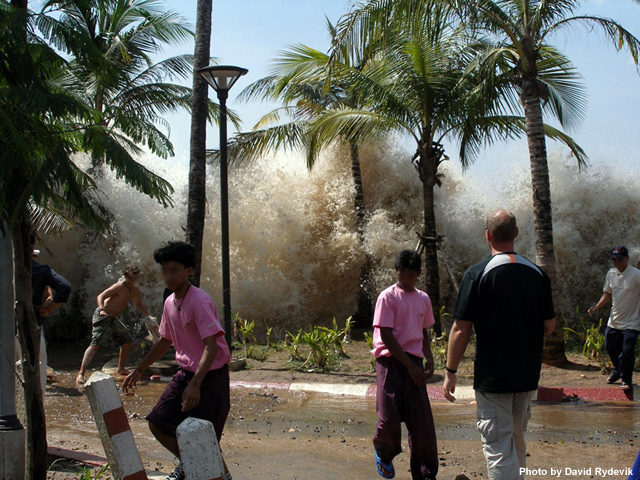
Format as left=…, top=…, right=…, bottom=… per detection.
left=372, top=250, right=439, bottom=480
left=123, top=242, right=232, bottom=480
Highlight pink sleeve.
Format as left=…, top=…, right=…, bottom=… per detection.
left=159, top=314, right=172, bottom=341
left=423, top=294, right=435, bottom=328
left=194, top=301, right=225, bottom=340
left=373, top=291, right=396, bottom=328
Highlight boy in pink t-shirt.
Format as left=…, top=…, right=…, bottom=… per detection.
left=372, top=250, right=439, bottom=480
left=123, top=242, right=232, bottom=480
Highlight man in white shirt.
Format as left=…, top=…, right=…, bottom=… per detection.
left=589, top=246, right=640, bottom=391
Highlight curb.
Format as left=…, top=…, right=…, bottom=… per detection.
left=230, top=380, right=637, bottom=402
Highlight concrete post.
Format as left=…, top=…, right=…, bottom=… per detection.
left=176, top=417, right=224, bottom=480
left=84, top=372, right=147, bottom=480
left=0, top=229, right=25, bottom=479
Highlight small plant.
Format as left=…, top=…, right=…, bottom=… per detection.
left=286, top=330, right=304, bottom=361
left=431, top=331, right=448, bottom=369
left=300, top=326, right=333, bottom=370
left=343, top=316, right=354, bottom=343
left=235, top=314, right=257, bottom=359
left=266, top=325, right=276, bottom=348
left=76, top=465, right=109, bottom=480
left=364, top=331, right=376, bottom=371
left=583, top=319, right=608, bottom=373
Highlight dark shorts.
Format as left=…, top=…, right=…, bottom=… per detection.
left=90, top=313, right=133, bottom=347
left=146, top=366, right=230, bottom=440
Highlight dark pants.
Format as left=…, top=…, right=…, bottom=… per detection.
left=374, top=355, right=438, bottom=480
left=605, top=326, right=639, bottom=384
left=146, top=366, right=230, bottom=440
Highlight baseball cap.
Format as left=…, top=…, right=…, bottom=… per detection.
left=610, top=246, right=629, bottom=259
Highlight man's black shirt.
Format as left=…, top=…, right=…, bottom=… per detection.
left=453, top=252, right=555, bottom=393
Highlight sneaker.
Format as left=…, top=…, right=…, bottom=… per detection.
left=166, top=462, right=185, bottom=480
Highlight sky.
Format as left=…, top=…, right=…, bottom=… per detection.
left=158, top=0, right=640, bottom=180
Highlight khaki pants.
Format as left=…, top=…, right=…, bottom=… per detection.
left=475, top=390, right=536, bottom=480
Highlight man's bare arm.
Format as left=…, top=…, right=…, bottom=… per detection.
left=588, top=292, right=612, bottom=317
left=379, top=327, right=426, bottom=386
left=122, top=337, right=173, bottom=392
left=181, top=335, right=220, bottom=412
left=132, top=287, right=151, bottom=317
left=97, top=283, right=121, bottom=309
left=443, top=320, right=473, bottom=402
left=422, top=328, right=435, bottom=379
left=544, top=318, right=556, bottom=336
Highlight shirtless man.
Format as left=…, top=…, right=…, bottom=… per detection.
left=76, top=265, right=157, bottom=386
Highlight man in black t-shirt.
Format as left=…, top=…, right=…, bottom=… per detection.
left=442, top=210, right=556, bottom=480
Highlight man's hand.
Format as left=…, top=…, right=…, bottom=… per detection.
left=122, top=369, right=142, bottom=394
left=443, top=371, right=457, bottom=402
left=423, top=358, right=434, bottom=380
left=99, top=309, right=108, bottom=317
left=182, top=382, right=201, bottom=412
left=588, top=306, right=598, bottom=317
left=408, top=363, right=427, bottom=386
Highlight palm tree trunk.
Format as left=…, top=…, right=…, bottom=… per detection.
left=185, top=0, right=213, bottom=287
left=10, top=2, right=47, bottom=477
left=421, top=162, right=442, bottom=337
left=12, top=221, right=46, bottom=480
left=522, top=90, right=566, bottom=364
left=349, top=142, right=373, bottom=327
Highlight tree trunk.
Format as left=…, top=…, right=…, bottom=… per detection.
left=522, top=89, right=566, bottom=364
left=12, top=221, right=46, bottom=480
left=420, top=159, right=442, bottom=337
left=349, top=142, right=374, bottom=327
left=9, top=2, right=47, bottom=477
left=185, top=0, right=213, bottom=287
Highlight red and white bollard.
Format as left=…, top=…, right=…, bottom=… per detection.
left=84, top=372, right=147, bottom=480
left=177, top=417, right=224, bottom=480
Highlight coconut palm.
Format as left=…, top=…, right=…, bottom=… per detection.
left=324, top=0, right=589, bottom=336
left=1, top=1, right=183, bottom=476
left=230, top=20, right=383, bottom=326
left=186, top=0, right=213, bottom=286
left=448, top=0, right=640, bottom=363
left=37, top=0, right=237, bottom=169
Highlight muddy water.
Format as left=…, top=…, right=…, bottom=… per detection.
left=45, top=371, right=640, bottom=479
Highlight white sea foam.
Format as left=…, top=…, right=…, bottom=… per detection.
left=39, top=143, right=640, bottom=334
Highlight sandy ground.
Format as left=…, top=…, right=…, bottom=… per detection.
left=47, top=333, right=620, bottom=389
left=42, top=338, right=636, bottom=479
left=44, top=370, right=640, bottom=480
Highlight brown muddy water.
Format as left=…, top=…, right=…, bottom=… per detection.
left=45, top=372, right=639, bottom=479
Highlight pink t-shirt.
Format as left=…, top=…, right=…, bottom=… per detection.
left=159, top=286, right=231, bottom=372
left=371, top=284, right=435, bottom=359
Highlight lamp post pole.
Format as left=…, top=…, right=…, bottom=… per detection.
left=196, top=65, right=248, bottom=351
left=217, top=90, right=232, bottom=349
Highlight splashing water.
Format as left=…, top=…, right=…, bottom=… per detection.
left=39, top=144, right=640, bottom=336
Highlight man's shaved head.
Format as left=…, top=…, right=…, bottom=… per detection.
left=486, top=209, right=518, bottom=243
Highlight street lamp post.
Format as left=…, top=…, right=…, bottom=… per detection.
left=197, top=65, right=248, bottom=350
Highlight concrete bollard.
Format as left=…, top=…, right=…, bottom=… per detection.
left=84, top=372, right=147, bottom=480
left=176, top=417, right=224, bottom=480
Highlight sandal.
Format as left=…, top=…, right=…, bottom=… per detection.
left=622, top=382, right=632, bottom=392
left=375, top=451, right=395, bottom=479
left=606, top=372, right=620, bottom=384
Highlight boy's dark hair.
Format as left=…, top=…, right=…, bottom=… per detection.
left=123, top=264, right=140, bottom=276
left=153, top=241, right=196, bottom=268
left=395, top=250, right=421, bottom=272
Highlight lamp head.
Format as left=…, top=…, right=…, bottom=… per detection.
left=197, top=65, right=248, bottom=95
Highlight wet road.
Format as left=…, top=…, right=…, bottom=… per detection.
left=45, top=373, right=639, bottom=479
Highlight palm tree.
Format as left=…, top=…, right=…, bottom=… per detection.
left=454, top=0, right=640, bottom=363
left=1, top=2, right=179, bottom=476
left=187, top=0, right=213, bottom=286
left=325, top=0, right=588, bottom=336
left=230, top=21, right=384, bottom=326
